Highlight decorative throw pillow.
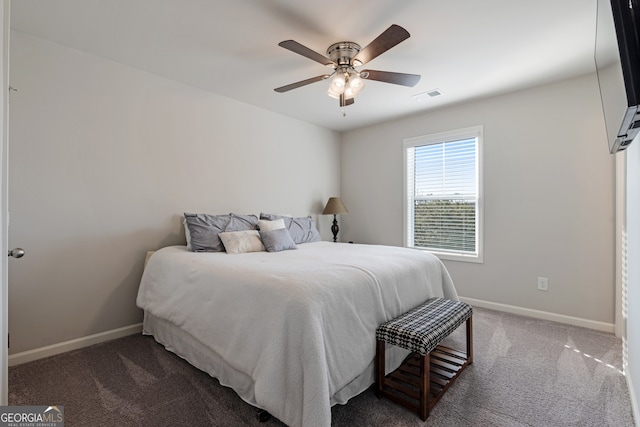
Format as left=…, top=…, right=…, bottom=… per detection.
left=260, top=213, right=321, bottom=244
left=260, top=228, right=298, bottom=252
left=219, top=230, right=265, bottom=254
left=258, top=218, right=286, bottom=232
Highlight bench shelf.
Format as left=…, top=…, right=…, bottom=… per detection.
left=375, top=298, right=473, bottom=420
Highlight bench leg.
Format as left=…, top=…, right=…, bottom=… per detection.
left=376, top=339, right=385, bottom=398
left=420, top=353, right=430, bottom=421
left=466, top=315, right=473, bottom=365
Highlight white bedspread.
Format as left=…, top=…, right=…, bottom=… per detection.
left=136, top=242, right=457, bottom=427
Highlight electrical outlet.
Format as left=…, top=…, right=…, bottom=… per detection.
left=537, top=277, right=549, bottom=291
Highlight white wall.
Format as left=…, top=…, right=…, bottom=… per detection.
left=7, top=32, right=341, bottom=354
left=341, top=73, right=615, bottom=325
left=626, top=139, right=640, bottom=422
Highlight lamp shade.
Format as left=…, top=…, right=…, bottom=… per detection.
left=322, top=197, right=349, bottom=215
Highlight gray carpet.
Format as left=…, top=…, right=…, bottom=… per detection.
left=8, top=307, right=635, bottom=426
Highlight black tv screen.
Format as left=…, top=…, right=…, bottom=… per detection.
left=597, top=0, right=640, bottom=153
left=613, top=0, right=640, bottom=106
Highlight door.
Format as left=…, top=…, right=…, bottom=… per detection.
left=0, top=0, right=9, bottom=405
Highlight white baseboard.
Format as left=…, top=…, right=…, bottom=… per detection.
left=459, top=297, right=615, bottom=333
left=8, top=323, right=143, bottom=367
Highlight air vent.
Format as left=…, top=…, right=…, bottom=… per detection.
left=412, top=89, right=442, bottom=101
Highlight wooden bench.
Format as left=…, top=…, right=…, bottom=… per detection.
left=375, top=297, right=473, bottom=420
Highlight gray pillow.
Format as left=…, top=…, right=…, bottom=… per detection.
left=260, top=228, right=298, bottom=252
left=184, top=213, right=258, bottom=252
left=260, top=213, right=321, bottom=244
left=228, top=213, right=259, bottom=231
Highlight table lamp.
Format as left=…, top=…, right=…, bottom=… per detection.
left=322, top=197, right=349, bottom=242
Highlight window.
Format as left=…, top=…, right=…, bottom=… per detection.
left=403, top=126, right=483, bottom=263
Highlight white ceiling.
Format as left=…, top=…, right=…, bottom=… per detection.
left=10, top=0, right=600, bottom=132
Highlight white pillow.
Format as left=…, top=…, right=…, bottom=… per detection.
left=218, top=230, right=265, bottom=254
left=258, top=218, right=286, bottom=232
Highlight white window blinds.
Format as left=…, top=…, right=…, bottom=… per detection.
left=404, top=126, right=483, bottom=262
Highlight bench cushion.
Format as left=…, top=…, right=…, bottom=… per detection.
left=376, top=297, right=472, bottom=355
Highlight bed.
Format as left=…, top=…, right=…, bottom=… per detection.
left=136, top=241, right=457, bottom=427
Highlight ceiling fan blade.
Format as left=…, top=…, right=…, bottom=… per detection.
left=278, top=40, right=336, bottom=67
left=361, top=69, right=421, bottom=87
left=274, top=75, right=330, bottom=93
left=339, top=94, right=355, bottom=107
left=352, top=24, right=410, bottom=66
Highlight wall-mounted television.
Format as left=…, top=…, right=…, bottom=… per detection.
left=597, top=0, right=640, bottom=153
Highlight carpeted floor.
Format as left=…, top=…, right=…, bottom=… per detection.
left=8, top=307, right=635, bottom=426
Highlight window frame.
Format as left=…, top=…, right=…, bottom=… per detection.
left=403, top=125, right=484, bottom=263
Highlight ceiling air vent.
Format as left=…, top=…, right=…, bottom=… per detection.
left=412, top=89, right=442, bottom=101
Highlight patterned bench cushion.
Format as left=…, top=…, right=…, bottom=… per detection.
left=376, top=297, right=472, bottom=355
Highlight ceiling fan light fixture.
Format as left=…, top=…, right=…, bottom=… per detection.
left=328, top=68, right=364, bottom=101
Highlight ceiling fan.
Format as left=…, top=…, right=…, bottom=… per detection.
left=274, top=24, right=421, bottom=109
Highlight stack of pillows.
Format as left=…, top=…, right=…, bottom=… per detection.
left=183, top=212, right=322, bottom=254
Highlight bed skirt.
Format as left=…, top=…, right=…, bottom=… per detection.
left=142, top=311, right=411, bottom=418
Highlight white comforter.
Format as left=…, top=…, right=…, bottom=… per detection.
left=136, top=242, right=457, bottom=427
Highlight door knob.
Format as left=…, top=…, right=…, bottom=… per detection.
left=8, top=248, right=25, bottom=258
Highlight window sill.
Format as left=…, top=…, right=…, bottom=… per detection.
left=410, top=247, right=483, bottom=264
